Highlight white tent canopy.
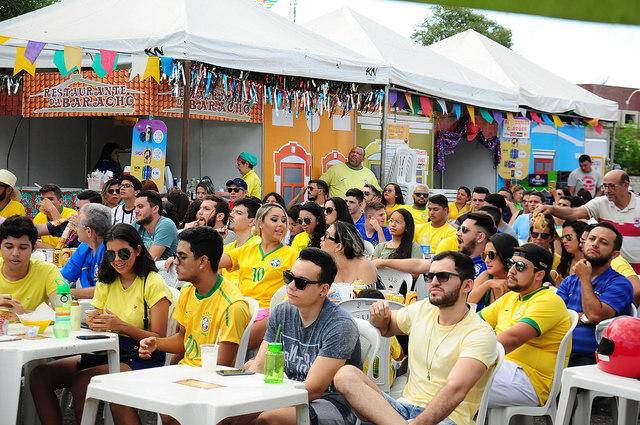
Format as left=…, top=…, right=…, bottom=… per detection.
left=304, top=8, right=520, bottom=111
left=427, top=30, right=619, bottom=121
left=0, top=0, right=388, bottom=85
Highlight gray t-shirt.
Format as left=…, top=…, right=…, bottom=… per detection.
left=567, top=167, right=602, bottom=196
left=498, top=222, right=518, bottom=239
left=265, top=298, right=361, bottom=394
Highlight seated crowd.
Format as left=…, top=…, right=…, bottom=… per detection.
left=0, top=154, right=638, bottom=425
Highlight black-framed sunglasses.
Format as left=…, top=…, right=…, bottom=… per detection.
left=531, top=231, right=551, bottom=240
left=283, top=270, right=323, bottom=291
left=323, top=232, right=338, bottom=242
left=107, top=188, right=120, bottom=195
left=104, top=248, right=132, bottom=262
left=507, top=259, right=530, bottom=272
left=323, top=207, right=335, bottom=214
left=481, top=251, right=497, bottom=261
left=227, top=187, right=244, bottom=193
left=297, top=217, right=312, bottom=225
left=362, top=191, right=371, bottom=196
left=414, top=192, right=429, bottom=198
left=173, top=253, right=194, bottom=263
left=425, top=271, right=464, bottom=283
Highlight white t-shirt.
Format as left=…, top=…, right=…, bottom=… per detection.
left=111, top=204, right=136, bottom=225
left=567, top=168, right=602, bottom=196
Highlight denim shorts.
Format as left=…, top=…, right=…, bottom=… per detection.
left=381, top=393, right=456, bottom=424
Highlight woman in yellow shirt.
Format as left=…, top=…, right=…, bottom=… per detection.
left=448, top=186, right=471, bottom=221
left=30, top=223, right=172, bottom=425
left=382, top=183, right=406, bottom=219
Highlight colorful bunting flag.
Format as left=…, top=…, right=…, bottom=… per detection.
left=541, top=114, right=555, bottom=126
left=519, top=108, right=528, bottom=118
left=160, top=57, right=174, bottom=77
left=506, top=112, right=515, bottom=127
left=14, top=46, right=36, bottom=76
left=24, top=41, right=46, bottom=64
left=454, top=103, right=461, bottom=119
left=530, top=112, right=544, bottom=125
left=466, top=105, right=475, bottom=125
left=100, top=50, right=118, bottom=76
left=53, top=50, right=75, bottom=77
left=585, top=118, right=600, bottom=127
left=411, top=96, right=421, bottom=116
left=492, top=111, right=503, bottom=127
left=552, top=114, right=564, bottom=127
left=436, top=99, right=448, bottom=114
left=573, top=118, right=580, bottom=126
left=479, top=108, right=493, bottom=124
left=0, top=36, right=9, bottom=46
left=129, top=55, right=148, bottom=81
left=142, top=57, right=160, bottom=83
left=419, top=96, right=431, bottom=117
left=467, top=124, right=479, bottom=141
left=404, top=92, right=414, bottom=114
left=64, top=45, right=83, bottom=72
left=594, top=123, right=603, bottom=135
left=92, top=54, right=107, bottom=78
left=388, top=90, right=397, bottom=108
left=395, top=93, right=407, bottom=111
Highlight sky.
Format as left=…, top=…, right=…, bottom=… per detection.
left=269, top=0, right=640, bottom=89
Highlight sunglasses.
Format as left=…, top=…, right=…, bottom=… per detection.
left=297, top=217, right=312, bottom=225
left=362, top=191, right=371, bottom=196
left=104, top=248, right=132, bottom=262
left=425, top=271, right=465, bottom=283
left=507, top=259, right=531, bottom=272
left=414, top=193, right=429, bottom=198
left=227, top=187, right=244, bottom=193
left=172, top=253, right=194, bottom=263
left=283, top=270, right=323, bottom=290
left=531, top=231, right=551, bottom=239
left=460, top=225, right=474, bottom=234
left=107, top=188, right=120, bottom=195
left=384, top=188, right=395, bottom=193
left=561, top=234, right=574, bottom=241
left=324, top=207, right=335, bottom=214
left=323, top=232, right=338, bottom=242
left=481, top=251, right=497, bottom=261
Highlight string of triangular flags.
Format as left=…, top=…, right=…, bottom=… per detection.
left=389, top=88, right=604, bottom=135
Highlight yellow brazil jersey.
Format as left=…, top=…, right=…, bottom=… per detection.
left=414, top=222, right=457, bottom=253
left=611, top=256, right=636, bottom=278
left=226, top=243, right=299, bottom=308
left=479, top=287, right=571, bottom=405
left=436, top=235, right=459, bottom=254
left=33, top=207, right=77, bottom=246
left=319, top=162, right=381, bottom=199
left=0, top=199, right=26, bottom=218
left=0, top=258, right=60, bottom=311
left=220, top=235, right=261, bottom=286
left=405, top=205, right=429, bottom=226
left=174, top=276, right=251, bottom=367
left=242, top=169, right=262, bottom=199
left=448, top=202, right=470, bottom=221
left=91, top=271, right=172, bottom=338
left=290, top=231, right=311, bottom=253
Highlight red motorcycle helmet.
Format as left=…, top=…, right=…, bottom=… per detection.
left=596, top=316, right=640, bottom=378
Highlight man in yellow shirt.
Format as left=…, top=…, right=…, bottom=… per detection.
left=414, top=194, right=457, bottom=255
left=0, top=216, right=60, bottom=317
left=479, top=244, right=571, bottom=407
left=320, top=146, right=381, bottom=199
left=139, top=226, right=250, bottom=370
left=237, top=152, right=262, bottom=199
left=33, top=184, right=77, bottom=248
left=335, top=251, right=497, bottom=425
left=405, top=185, right=430, bottom=226
left=221, top=198, right=261, bottom=284
left=0, top=169, right=25, bottom=219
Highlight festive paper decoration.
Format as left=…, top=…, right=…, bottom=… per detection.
left=395, top=92, right=406, bottom=111
left=479, top=108, right=493, bottom=124
left=541, top=114, right=555, bottom=126
left=129, top=55, right=148, bottom=81
left=585, top=118, right=600, bottom=127
left=24, top=41, right=45, bottom=64
left=53, top=50, right=76, bottom=77
left=467, top=105, right=475, bottom=125
left=434, top=118, right=501, bottom=171
left=100, top=50, right=118, bottom=76
left=506, top=112, right=515, bottom=127
left=436, top=99, right=448, bottom=114
left=0, top=36, right=9, bottom=46
left=594, top=123, right=603, bottom=134
left=388, top=89, right=397, bottom=108
left=552, top=114, right=564, bottom=127
left=404, top=92, right=414, bottom=114
left=64, top=46, right=83, bottom=72
left=92, top=54, right=108, bottom=78
left=160, top=57, right=174, bottom=77
left=492, top=110, right=503, bottom=126
left=14, top=46, right=36, bottom=76
left=530, top=111, right=544, bottom=125
left=420, top=96, right=431, bottom=117
left=454, top=103, right=461, bottom=119
left=142, top=57, right=160, bottom=83
left=467, top=123, right=479, bottom=140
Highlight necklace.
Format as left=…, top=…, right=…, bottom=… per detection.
left=424, top=308, right=469, bottom=380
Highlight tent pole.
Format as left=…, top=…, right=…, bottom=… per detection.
left=380, top=85, right=389, bottom=185
left=610, top=122, right=617, bottom=168
left=181, top=60, right=192, bottom=192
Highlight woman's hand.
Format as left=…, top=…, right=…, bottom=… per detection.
left=89, top=309, right=124, bottom=332
left=138, top=337, right=157, bottom=359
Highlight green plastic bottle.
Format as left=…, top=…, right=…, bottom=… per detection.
left=53, top=279, right=72, bottom=339
left=264, top=342, right=284, bottom=384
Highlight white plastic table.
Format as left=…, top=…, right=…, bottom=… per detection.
left=80, top=364, right=310, bottom=425
left=555, top=364, right=640, bottom=425
left=0, top=324, right=119, bottom=425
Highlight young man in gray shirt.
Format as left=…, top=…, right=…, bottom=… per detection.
left=241, top=247, right=361, bottom=425
left=567, top=154, right=602, bottom=198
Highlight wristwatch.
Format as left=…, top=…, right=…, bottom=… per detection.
left=580, top=313, right=590, bottom=324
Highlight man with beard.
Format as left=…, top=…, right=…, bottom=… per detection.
left=320, top=146, right=381, bottom=199
left=557, top=222, right=633, bottom=366
left=457, top=212, right=496, bottom=278
left=287, top=179, right=329, bottom=209
left=406, top=185, right=430, bottom=226
left=133, top=190, right=178, bottom=260
left=479, top=244, right=571, bottom=408
left=335, top=251, right=497, bottom=425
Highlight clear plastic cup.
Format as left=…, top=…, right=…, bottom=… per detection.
left=201, top=344, right=219, bottom=373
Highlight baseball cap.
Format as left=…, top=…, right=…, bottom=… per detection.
left=237, top=152, right=258, bottom=167
left=226, top=178, right=247, bottom=190
left=513, top=243, right=553, bottom=283
left=0, top=169, right=21, bottom=201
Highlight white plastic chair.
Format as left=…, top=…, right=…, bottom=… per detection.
left=234, top=297, right=259, bottom=369
left=353, top=318, right=381, bottom=380
left=269, top=285, right=288, bottom=312
left=339, top=298, right=405, bottom=321
left=487, top=310, right=579, bottom=425
left=476, top=342, right=506, bottom=425
left=156, top=260, right=179, bottom=288
left=363, top=240, right=374, bottom=259
left=414, top=274, right=428, bottom=301
left=384, top=145, right=418, bottom=201
left=377, top=267, right=413, bottom=292
left=631, top=304, right=638, bottom=318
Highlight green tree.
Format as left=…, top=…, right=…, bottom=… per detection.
left=613, top=125, right=640, bottom=175
left=412, top=5, right=513, bottom=48
left=0, top=0, right=57, bottom=22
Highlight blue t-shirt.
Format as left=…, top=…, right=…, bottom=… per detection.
left=134, top=216, right=178, bottom=260
left=557, top=267, right=633, bottom=357
left=355, top=223, right=391, bottom=247
left=512, top=213, right=531, bottom=243
left=354, top=214, right=365, bottom=226
left=473, top=255, right=487, bottom=279
left=61, top=241, right=106, bottom=288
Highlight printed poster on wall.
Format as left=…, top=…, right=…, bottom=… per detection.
left=497, top=137, right=531, bottom=180
left=502, top=117, right=531, bottom=138
left=385, top=123, right=410, bottom=177
left=130, top=119, right=167, bottom=190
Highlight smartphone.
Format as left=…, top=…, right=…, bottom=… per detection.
left=77, top=335, right=111, bottom=340
left=216, top=369, right=255, bottom=376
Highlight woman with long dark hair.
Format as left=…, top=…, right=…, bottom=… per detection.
left=195, top=180, right=215, bottom=199
left=92, top=142, right=123, bottom=178
left=324, top=197, right=354, bottom=226
left=320, top=221, right=377, bottom=286
left=263, top=192, right=285, bottom=209
left=448, top=186, right=471, bottom=221
left=382, top=183, right=405, bottom=219
left=469, top=233, right=520, bottom=309
left=30, top=223, right=172, bottom=425
left=372, top=209, right=421, bottom=260
left=555, top=220, right=588, bottom=284
left=291, top=202, right=326, bottom=251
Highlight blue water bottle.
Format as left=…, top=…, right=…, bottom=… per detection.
left=53, top=279, right=72, bottom=338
